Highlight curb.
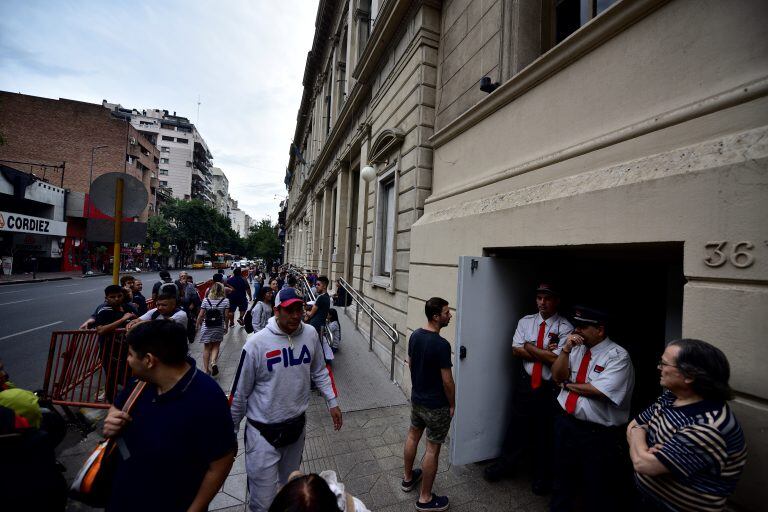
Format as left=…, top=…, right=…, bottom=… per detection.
left=0, top=276, right=73, bottom=286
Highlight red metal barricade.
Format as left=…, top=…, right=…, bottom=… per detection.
left=42, top=329, right=131, bottom=409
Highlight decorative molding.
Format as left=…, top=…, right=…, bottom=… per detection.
left=425, top=76, right=768, bottom=205
left=352, top=0, right=426, bottom=83
left=369, top=128, right=406, bottom=164
left=429, top=0, right=670, bottom=150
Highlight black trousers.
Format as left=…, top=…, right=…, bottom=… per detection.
left=550, top=414, right=627, bottom=512
left=498, top=370, right=558, bottom=483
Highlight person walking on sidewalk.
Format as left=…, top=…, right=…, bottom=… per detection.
left=195, top=282, right=230, bottom=376
left=227, top=267, right=252, bottom=327
left=402, top=297, right=454, bottom=512
left=231, top=287, right=342, bottom=512
left=250, top=286, right=274, bottom=333
left=103, top=321, right=236, bottom=512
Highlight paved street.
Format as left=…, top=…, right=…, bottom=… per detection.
left=0, top=269, right=219, bottom=391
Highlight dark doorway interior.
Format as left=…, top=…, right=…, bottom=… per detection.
left=486, top=242, right=685, bottom=415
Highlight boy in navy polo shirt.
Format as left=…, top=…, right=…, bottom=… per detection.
left=103, top=321, right=236, bottom=512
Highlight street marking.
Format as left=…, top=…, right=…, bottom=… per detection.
left=68, top=288, right=101, bottom=295
left=0, top=321, right=64, bottom=342
left=54, top=283, right=80, bottom=288
left=0, top=299, right=33, bottom=306
left=0, top=290, right=23, bottom=295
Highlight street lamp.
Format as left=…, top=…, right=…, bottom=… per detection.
left=361, top=164, right=376, bottom=183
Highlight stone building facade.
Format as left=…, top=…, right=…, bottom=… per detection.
left=283, top=1, right=766, bottom=508
left=284, top=0, right=440, bottom=384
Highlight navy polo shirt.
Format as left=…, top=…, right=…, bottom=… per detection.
left=108, top=359, right=236, bottom=512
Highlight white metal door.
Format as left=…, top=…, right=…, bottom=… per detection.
left=450, top=256, right=534, bottom=465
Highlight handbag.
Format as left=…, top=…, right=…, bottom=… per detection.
left=69, top=380, right=146, bottom=506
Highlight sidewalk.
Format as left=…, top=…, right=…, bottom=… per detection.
left=59, top=308, right=548, bottom=511
left=0, top=270, right=84, bottom=285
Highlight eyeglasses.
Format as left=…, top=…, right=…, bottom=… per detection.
left=657, top=359, right=677, bottom=368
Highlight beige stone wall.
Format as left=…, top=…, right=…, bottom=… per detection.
left=435, top=0, right=502, bottom=130
left=409, top=0, right=767, bottom=508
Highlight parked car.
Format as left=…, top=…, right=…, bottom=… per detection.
left=204, top=261, right=212, bottom=269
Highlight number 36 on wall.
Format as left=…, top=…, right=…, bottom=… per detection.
left=704, top=241, right=756, bottom=269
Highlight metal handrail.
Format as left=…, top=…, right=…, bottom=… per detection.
left=289, top=270, right=337, bottom=352
left=337, top=277, right=400, bottom=381
left=285, top=269, right=400, bottom=381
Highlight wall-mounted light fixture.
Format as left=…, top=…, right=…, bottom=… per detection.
left=361, top=165, right=376, bottom=183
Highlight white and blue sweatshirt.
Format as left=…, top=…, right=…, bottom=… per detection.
left=231, top=316, right=337, bottom=430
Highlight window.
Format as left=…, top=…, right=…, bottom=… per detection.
left=162, top=135, right=174, bottom=141
left=161, top=146, right=170, bottom=152
left=176, top=138, right=188, bottom=144
left=546, top=0, right=619, bottom=47
left=161, top=123, right=175, bottom=130
left=160, top=157, right=170, bottom=164
left=159, top=169, right=169, bottom=175
left=501, top=0, right=620, bottom=81
left=160, top=180, right=168, bottom=186
left=139, top=120, right=153, bottom=126
left=373, top=168, right=396, bottom=286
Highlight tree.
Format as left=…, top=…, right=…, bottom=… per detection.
left=245, top=219, right=281, bottom=263
left=155, top=199, right=242, bottom=265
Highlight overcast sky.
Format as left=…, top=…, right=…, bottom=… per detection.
left=0, top=0, right=316, bottom=223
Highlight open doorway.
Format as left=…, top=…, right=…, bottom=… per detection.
left=451, top=242, right=684, bottom=465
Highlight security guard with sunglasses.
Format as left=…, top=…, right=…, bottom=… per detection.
left=550, top=307, right=635, bottom=512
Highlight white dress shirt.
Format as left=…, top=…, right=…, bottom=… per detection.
left=556, top=337, right=635, bottom=426
left=512, top=313, right=573, bottom=382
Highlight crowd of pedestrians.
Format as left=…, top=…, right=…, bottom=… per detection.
left=43, top=267, right=748, bottom=512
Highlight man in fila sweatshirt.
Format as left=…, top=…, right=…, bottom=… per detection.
left=231, top=287, right=343, bottom=512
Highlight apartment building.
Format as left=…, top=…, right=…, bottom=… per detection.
left=102, top=102, right=216, bottom=207
left=211, top=166, right=230, bottom=217
left=228, top=197, right=251, bottom=238
left=283, top=1, right=767, bottom=508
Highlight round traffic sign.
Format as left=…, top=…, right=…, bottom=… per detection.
left=89, top=172, right=148, bottom=217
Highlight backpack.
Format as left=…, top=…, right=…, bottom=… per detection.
left=204, top=298, right=225, bottom=328
left=158, top=282, right=178, bottom=297
left=151, top=307, right=181, bottom=321
left=243, top=301, right=258, bottom=334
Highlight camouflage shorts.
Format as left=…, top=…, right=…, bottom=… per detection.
left=410, top=403, right=451, bottom=444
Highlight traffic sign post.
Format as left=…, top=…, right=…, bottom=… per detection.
left=89, top=172, right=148, bottom=285
left=112, top=177, right=124, bottom=285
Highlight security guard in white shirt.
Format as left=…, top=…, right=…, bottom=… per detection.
left=484, top=284, right=572, bottom=496
left=550, top=307, right=635, bottom=512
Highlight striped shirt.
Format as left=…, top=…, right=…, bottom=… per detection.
left=634, top=390, right=747, bottom=511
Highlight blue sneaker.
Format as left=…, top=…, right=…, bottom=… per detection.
left=401, top=468, right=422, bottom=492
left=415, top=493, right=449, bottom=511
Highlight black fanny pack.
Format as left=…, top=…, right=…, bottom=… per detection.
left=248, top=413, right=306, bottom=448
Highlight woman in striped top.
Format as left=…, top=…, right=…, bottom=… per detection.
left=627, top=339, right=747, bottom=511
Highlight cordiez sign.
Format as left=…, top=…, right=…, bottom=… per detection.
left=0, top=211, right=67, bottom=236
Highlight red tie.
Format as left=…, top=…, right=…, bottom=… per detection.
left=565, top=348, right=591, bottom=414
left=530, top=321, right=546, bottom=389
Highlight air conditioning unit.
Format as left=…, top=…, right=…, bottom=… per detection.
left=129, top=137, right=137, bottom=145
